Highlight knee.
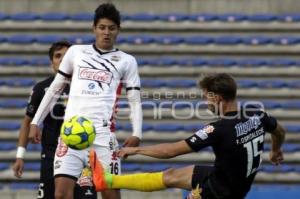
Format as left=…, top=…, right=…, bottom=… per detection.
left=163, top=168, right=178, bottom=188
left=55, top=189, right=69, bottom=199
left=55, top=191, right=64, bottom=199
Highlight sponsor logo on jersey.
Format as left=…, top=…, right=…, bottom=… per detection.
left=82, top=90, right=100, bottom=95
left=190, top=136, right=197, bottom=143
left=54, top=160, right=62, bottom=170
left=109, top=135, right=116, bottom=150
left=79, top=67, right=113, bottom=84
left=235, top=115, right=261, bottom=137
left=85, top=189, right=94, bottom=195
left=109, top=140, right=114, bottom=150
left=88, top=83, right=95, bottom=90
left=111, top=55, right=121, bottom=62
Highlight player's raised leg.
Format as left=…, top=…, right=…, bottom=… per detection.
left=90, top=149, right=194, bottom=191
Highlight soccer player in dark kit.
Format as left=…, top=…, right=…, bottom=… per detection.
left=90, top=73, right=285, bottom=199
left=13, top=41, right=97, bottom=199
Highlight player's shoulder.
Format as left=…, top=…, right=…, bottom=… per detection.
left=33, top=76, right=55, bottom=91
left=67, top=44, right=93, bottom=54
left=205, top=120, right=225, bottom=133
left=243, top=105, right=265, bottom=115
left=198, top=123, right=218, bottom=134
left=115, top=50, right=137, bottom=62
left=242, top=106, right=269, bottom=122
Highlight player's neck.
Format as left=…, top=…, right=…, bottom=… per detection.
left=222, top=100, right=238, bottom=115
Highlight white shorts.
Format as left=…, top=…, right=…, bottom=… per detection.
left=54, top=133, right=121, bottom=180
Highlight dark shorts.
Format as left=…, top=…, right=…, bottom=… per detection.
left=192, top=165, right=237, bottom=199
left=38, top=154, right=97, bottom=199
left=74, top=184, right=97, bottom=199
left=191, top=165, right=217, bottom=199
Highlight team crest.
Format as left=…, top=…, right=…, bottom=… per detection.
left=55, top=138, right=68, bottom=157
left=203, top=125, right=215, bottom=134
left=77, top=167, right=93, bottom=187
left=111, top=55, right=121, bottom=62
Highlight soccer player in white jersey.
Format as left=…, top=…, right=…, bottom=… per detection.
left=29, top=3, right=142, bottom=199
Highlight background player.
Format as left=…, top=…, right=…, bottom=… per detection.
left=12, top=41, right=97, bottom=199
left=29, top=3, right=142, bottom=199
left=90, top=73, right=285, bottom=199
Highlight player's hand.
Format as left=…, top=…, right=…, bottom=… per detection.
left=13, top=158, right=24, bottom=178
left=269, top=149, right=284, bottom=165
left=122, top=136, right=140, bottom=147
left=28, top=124, right=41, bottom=144
left=117, top=147, right=138, bottom=159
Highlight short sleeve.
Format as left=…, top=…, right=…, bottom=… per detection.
left=58, top=45, right=75, bottom=77
left=25, top=84, right=45, bottom=118
left=185, top=125, right=218, bottom=152
left=261, top=112, right=277, bottom=132
left=122, top=56, right=140, bottom=89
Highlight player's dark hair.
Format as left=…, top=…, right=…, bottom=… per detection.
left=199, top=73, right=237, bottom=101
left=93, top=3, right=121, bottom=27
left=48, top=41, right=71, bottom=60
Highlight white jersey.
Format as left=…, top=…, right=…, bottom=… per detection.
left=58, top=44, right=140, bottom=144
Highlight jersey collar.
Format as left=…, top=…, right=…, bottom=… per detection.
left=224, top=110, right=239, bottom=117
left=93, top=44, right=119, bottom=55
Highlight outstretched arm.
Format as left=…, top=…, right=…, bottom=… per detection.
left=269, top=123, right=285, bottom=165
left=123, top=89, right=142, bottom=147
left=29, top=73, right=68, bottom=143
left=118, top=140, right=193, bottom=159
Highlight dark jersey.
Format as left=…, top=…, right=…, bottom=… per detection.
left=185, top=109, right=277, bottom=198
left=26, top=76, right=69, bottom=156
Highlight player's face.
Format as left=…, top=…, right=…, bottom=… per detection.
left=93, top=18, right=120, bottom=50
left=51, top=47, right=69, bottom=73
